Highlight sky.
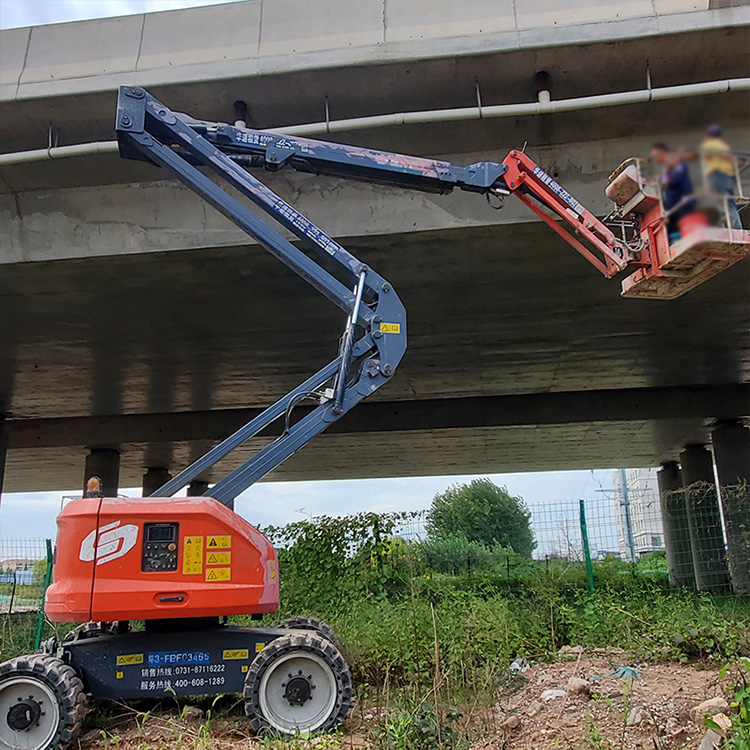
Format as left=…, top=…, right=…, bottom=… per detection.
left=0, top=0, right=240, bottom=29
left=0, top=469, right=621, bottom=553
left=0, top=0, right=627, bottom=554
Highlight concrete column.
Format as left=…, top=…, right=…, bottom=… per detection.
left=0, top=416, right=7, bottom=512
left=711, top=420, right=750, bottom=486
left=142, top=467, right=172, bottom=497
left=658, top=460, right=695, bottom=588
left=187, top=480, right=210, bottom=497
left=83, top=448, right=120, bottom=498
left=680, top=444, right=731, bottom=592
left=711, top=420, right=750, bottom=593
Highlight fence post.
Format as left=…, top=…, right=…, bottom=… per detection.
left=34, top=539, right=53, bottom=650
left=579, top=499, right=595, bottom=593
left=8, top=570, right=17, bottom=615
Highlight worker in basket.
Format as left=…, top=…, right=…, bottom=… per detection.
left=700, top=124, right=743, bottom=230
left=650, top=142, right=698, bottom=243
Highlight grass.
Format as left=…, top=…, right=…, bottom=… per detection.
left=2, top=518, right=750, bottom=748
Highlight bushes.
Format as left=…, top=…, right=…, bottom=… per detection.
left=256, top=511, right=750, bottom=692
left=417, top=535, right=514, bottom=576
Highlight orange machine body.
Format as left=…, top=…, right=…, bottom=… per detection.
left=46, top=496, right=279, bottom=622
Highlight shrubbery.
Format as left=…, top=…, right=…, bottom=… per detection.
left=255, top=511, right=750, bottom=691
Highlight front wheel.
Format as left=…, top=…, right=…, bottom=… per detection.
left=0, top=654, right=87, bottom=750
left=244, top=632, right=352, bottom=735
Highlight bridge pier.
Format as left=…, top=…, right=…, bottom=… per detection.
left=143, top=467, right=172, bottom=497
left=83, top=448, right=120, bottom=498
left=680, top=444, right=731, bottom=592
left=712, top=420, right=750, bottom=485
left=711, top=420, right=750, bottom=593
left=658, top=460, right=695, bottom=588
left=0, top=416, right=6, bottom=511
left=188, top=480, right=210, bottom=497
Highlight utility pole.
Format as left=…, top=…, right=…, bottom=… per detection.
left=619, top=469, right=637, bottom=563
left=596, top=470, right=639, bottom=563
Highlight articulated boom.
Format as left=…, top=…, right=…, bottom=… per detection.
left=115, top=86, right=407, bottom=506
left=111, top=86, right=750, bottom=503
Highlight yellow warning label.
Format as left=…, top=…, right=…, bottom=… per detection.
left=116, top=653, right=143, bottom=666
left=183, top=536, right=204, bottom=575
left=116, top=671, right=124, bottom=679
left=242, top=665, right=249, bottom=673
left=255, top=642, right=266, bottom=653
left=207, top=535, right=231, bottom=549
left=223, top=649, right=249, bottom=660
left=206, top=551, right=231, bottom=566
left=205, top=567, right=231, bottom=582
left=380, top=322, right=401, bottom=334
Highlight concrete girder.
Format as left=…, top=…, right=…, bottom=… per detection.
left=3, top=385, right=747, bottom=492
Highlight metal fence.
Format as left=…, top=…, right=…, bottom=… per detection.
left=392, top=481, right=749, bottom=593
left=0, top=538, right=51, bottom=616
left=0, top=538, right=53, bottom=660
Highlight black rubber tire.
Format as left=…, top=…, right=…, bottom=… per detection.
left=243, top=631, right=353, bottom=736
left=0, top=654, right=87, bottom=749
left=62, top=621, right=118, bottom=643
left=277, top=616, right=344, bottom=653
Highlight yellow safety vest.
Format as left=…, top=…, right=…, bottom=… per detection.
left=701, top=138, right=735, bottom=176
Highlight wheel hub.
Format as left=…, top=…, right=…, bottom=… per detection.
left=6, top=698, right=42, bottom=732
left=283, top=673, right=315, bottom=706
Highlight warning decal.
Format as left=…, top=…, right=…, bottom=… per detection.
left=223, top=649, right=249, bottom=660
left=117, top=653, right=144, bottom=666
left=379, top=322, right=401, bottom=334
left=206, top=551, right=231, bottom=566
left=207, top=535, right=231, bottom=550
left=205, top=567, right=231, bottom=582
left=183, top=536, right=204, bottom=575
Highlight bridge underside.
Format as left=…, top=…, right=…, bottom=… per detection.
left=1, top=3, right=749, bottom=493
left=2, top=221, right=748, bottom=491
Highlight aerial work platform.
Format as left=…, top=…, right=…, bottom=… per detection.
left=606, top=158, right=749, bottom=299
left=621, top=226, right=750, bottom=299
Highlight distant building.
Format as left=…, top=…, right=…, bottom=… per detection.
left=0, top=557, right=35, bottom=572
left=612, top=469, right=665, bottom=561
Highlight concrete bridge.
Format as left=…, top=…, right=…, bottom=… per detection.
left=1, top=0, right=748, bottom=495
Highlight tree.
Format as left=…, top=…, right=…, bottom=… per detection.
left=32, top=557, right=49, bottom=586
left=426, top=478, right=536, bottom=556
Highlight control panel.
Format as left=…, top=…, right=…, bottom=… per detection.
left=142, top=523, right=179, bottom=572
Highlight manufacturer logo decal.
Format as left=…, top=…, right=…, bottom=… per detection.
left=80, top=520, right=138, bottom=566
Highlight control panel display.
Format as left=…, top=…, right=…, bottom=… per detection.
left=142, top=523, right=179, bottom=572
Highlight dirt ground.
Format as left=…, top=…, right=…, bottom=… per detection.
left=77, top=647, right=733, bottom=749
left=469, top=646, right=732, bottom=750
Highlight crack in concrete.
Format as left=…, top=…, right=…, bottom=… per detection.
left=134, top=13, right=146, bottom=80
left=14, top=26, right=32, bottom=100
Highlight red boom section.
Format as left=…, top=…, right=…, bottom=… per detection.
left=501, top=150, right=630, bottom=278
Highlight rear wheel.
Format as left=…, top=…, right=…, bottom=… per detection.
left=0, top=655, right=86, bottom=750
left=244, top=632, right=352, bottom=735
left=277, top=616, right=343, bottom=653
left=62, top=621, right=119, bottom=643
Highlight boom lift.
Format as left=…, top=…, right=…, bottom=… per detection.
left=1, top=86, right=748, bottom=749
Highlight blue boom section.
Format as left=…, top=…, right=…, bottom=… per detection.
left=115, top=86, right=407, bottom=506
left=172, top=113, right=510, bottom=196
